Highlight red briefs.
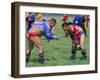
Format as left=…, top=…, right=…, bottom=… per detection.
left=27, top=32, right=37, bottom=40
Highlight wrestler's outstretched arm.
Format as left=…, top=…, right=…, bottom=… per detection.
left=43, top=22, right=59, bottom=40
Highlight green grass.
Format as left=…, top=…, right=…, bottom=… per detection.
left=26, top=14, right=89, bottom=67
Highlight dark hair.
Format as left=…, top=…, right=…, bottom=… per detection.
left=50, top=18, right=56, bottom=24
left=62, top=22, right=67, bottom=27
left=26, top=12, right=33, bottom=15
left=62, top=22, right=73, bottom=27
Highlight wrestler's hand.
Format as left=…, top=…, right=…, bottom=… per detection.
left=53, top=35, right=59, bottom=40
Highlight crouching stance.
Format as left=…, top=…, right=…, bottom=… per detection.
left=62, top=22, right=87, bottom=60
left=26, top=19, right=58, bottom=64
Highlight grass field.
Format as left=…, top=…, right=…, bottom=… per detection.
left=26, top=14, right=90, bottom=67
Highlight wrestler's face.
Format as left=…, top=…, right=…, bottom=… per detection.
left=67, top=24, right=74, bottom=32
left=63, top=25, right=71, bottom=33
left=49, top=20, right=56, bottom=28
left=36, top=13, right=43, bottom=20
left=62, top=26, right=67, bottom=32
left=66, top=25, right=71, bottom=30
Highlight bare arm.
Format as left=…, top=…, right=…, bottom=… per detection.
left=51, top=26, right=56, bottom=33
left=78, top=26, right=85, bottom=49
